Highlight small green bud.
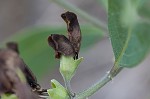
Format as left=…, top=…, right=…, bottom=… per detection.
left=60, top=56, right=83, bottom=81
left=47, top=79, right=70, bottom=99
left=1, top=94, right=18, bottom=99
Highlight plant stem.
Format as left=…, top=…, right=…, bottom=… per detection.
left=75, top=74, right=111, bottom=99
left=74, top=66, right=123, bottom=99
left=64, top=78, right=75, bottom=99
left=50, top=0, right=108, bottom=33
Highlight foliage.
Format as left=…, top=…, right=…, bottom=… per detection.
left=108, top=0, right=150, bottom=68
left=1, top=0, right=150, bottom=99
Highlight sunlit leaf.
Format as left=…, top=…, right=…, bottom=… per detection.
left=108, top=0, right=150, bottom=68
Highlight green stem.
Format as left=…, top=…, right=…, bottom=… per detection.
left=50, top=0, right=107, bottom=32
left=75, top=74, right=111, bottom=99
left=74, top=66, right=123, bottom=99
left=64, top=78, right=75, bottom=99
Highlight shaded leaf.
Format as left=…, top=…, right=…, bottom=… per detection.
left=108, top=0, right=150, bottom=67
left=3, top=26, right=103, bottom=79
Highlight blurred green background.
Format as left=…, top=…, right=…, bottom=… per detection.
left=0, top=0, right=150, bottom=99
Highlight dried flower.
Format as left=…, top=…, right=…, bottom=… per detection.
left=48, top=11, right=81, bottom=59
left=48, top=34, right=75, bottom=59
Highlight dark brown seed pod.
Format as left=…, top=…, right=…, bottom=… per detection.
left=48, top=34, right=76, bottom=59
left=0, top=49, right=18, bottom=94
left=6, top=42, right=41, bottom=91
left=61, top=11, right=81, bottom=59
left=0, top=42, right=47, bottom=98
left=0, top=48, right=38, bottom=99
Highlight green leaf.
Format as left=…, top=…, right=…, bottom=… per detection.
left=3, top=26, right=103, bottom=79
left=138, top=0, right=150, bottom=19
left=108, top=0, right=150, bottom=68
left=47, top=79, right=70, bottom=99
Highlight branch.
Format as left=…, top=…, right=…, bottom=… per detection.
left=74, top=66, right=123, bottom=99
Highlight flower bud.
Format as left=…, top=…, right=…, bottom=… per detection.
left=60, top=56, right=83, bottom=81
left=47, top=79, right=70, bottom=99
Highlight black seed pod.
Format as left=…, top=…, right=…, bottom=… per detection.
left=61, top=11, right=81, bottom=59
left=48, top=34, right=75, bottom=59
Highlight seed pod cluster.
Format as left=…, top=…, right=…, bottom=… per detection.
left=48, top=11, right=81, bottom=59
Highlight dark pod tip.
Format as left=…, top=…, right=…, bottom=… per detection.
left=48, top=35, right=56, bottom=50
left=48, top=34, right=61, bottom=59
left=61, top=13, right=66, bottom=20
left=6, top=42, right=19, bottom=54
left=61, top=11, right=77, bottom=23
